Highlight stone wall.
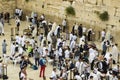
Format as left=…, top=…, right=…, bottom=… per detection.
left=0, top=0, right=120, bottom=30
left=0, top=0, right=16, bottom=15
left=0, top=0, right=120, bottom=41
left=15, top=0, right=120, bottom=31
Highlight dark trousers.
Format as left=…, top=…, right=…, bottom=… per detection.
left=35, top=58, right=39, bottom=66
left=102, top=51, right=106, bottom=56
left=91, top=60, right=94, bottom=70
left=63, top=26, right=66, bottom=32
left=102, top=37, right=105, bottom=41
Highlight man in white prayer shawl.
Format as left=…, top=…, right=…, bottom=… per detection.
left=78, top=59, right=85, bottom=75
left=70, top=40, right=76, bottom=52
left=47, top=22, right=57, bottom=43
left=41, top=37, right=46, bottom=48
left=0, top=22, right=4, bottom=35
left=75, top=59, right=81, bottom=71
left=89, top=71, right=99, bottom=80
left=30, top=37, right=35, bottom=48
left=105, top=51, right=112, bottom=65
left=19, top=46, right=23, bottom=55
left=64, top=47, right=70, bottom=59
left=47, top=30, right=52, bottom=43
left=79, top=37, right=85, bottom=47
left=56, top=38, right=62, bottom=48
left=32, top=26, right=37, bottom=37
left=74, top=75, right=82, bottom=80
left=51, top=22, right=57, bottom=32
left=54, top=25, right=60, bottom=36
left=74, top=23, right=78, bottom=31
left=72, top=34, right=77, bottom=41
left=21, top=36, right=25, bottom=47
left=111, top=44, right=119, bottom=63
left=88, top=47, right=96, bottom=64
left=11, top=42, right=16, bottom=56
left=15, top=34, right=20, bottom=44
left=69, top=32, right=73, bottom=43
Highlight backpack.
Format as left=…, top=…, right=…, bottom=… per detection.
left=3, top=75, right=8, bottom=79
left=32, top=65, right=38, bottom=70
left=39, top=59, right=44, bottom=66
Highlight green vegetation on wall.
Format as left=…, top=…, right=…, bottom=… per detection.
left=95, top=11, right=109, bottom=21
left=65, top=6, right=75, bottom=16
left=99, top=11, right=109, bottom=21
left=25, top=0, right=29, bottom=2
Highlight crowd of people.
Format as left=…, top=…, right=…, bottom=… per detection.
left=0, top=9, right=119, bottom=80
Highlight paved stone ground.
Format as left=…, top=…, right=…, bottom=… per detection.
left=0, top=19, right=53, bottom=80
left=0, top=19, right=119, bottom=80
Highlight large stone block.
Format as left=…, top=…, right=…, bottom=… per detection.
left=88, top=0, right=97, bottom=5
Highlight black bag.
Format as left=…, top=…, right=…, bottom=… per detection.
left=3, top=75, right=8, bottom=79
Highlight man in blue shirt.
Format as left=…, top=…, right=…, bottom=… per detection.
left=39, top=56, right=46, bottom=78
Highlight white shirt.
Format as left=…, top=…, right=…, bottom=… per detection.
left=30, top=39, right=35, bottom=48
left=19, top=46, right=23, bottom=54
left=11, top=43, right=15, bottom=55
left=54, top=25, right=60, bottom=36
left=15, top=35, right=20, bottom=44
left=105, top=52, right=111, bottom=64
left=15, top=9, right=19, bottom=14
left=89, top=72, right=99, bottom=80
left=89, top=48, right=96, bottom=63
left=57, top=38, right=62, bottom=46
left=78, top=62, right=84, bottom=75
left=18, top=37, right=22, bottom=45
left=15, top=19, right=20, bottom=25
left=0, top=63, right=2, bottom=75
left=62, top=20, right=67, bottom=26
left=65, top=49, right=70, bottom=58
left=48, top=43, right=52, bottom=52
left=41, top=15, right=45, bottom=20
left=70, top=40, right=76, bottom=50
left=83, top=27, right=87, bottom=33
left=51, top=71, right=57, bottom=80
left=19, top=10, right=23, bottom=16
left=21, top=37, right=25, bottom=47
left=42, top=47, right=47, bottom=57
left=73, top=35, right=77, bottom=41
left=75, top=61, right=80, bottom=70
left=74, top=24, right=78, bottom=30
left=42, top=20, right=47, bottom=24
left=79, top=37, right=85, bottom=47
left=58, top=48, right=62, bottom=56
left=101, top=31, right=105, bottom=37
left=70, top=33, right=73, bottom=41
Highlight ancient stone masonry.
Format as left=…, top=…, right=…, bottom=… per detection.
left=21, top=0, right=120, bottom=30
left=1, top=0, right=120, bottom=31
left=0, top=0, right=16, bottom=15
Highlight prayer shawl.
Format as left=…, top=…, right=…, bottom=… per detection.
left=0, top=22, right=4, bottom=34
left=111, top=46, right=119, bottom=63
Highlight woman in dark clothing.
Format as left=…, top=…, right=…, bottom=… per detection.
left=78, top=24, right=83, bottom=38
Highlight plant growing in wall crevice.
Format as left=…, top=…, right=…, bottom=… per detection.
left=99, top=11, right=109, bottom=21
left=95, top=11, right=109, bottom=21
left=25, top=0, right=29, bottom=2
left=65, top=6, right=76, bottom=16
